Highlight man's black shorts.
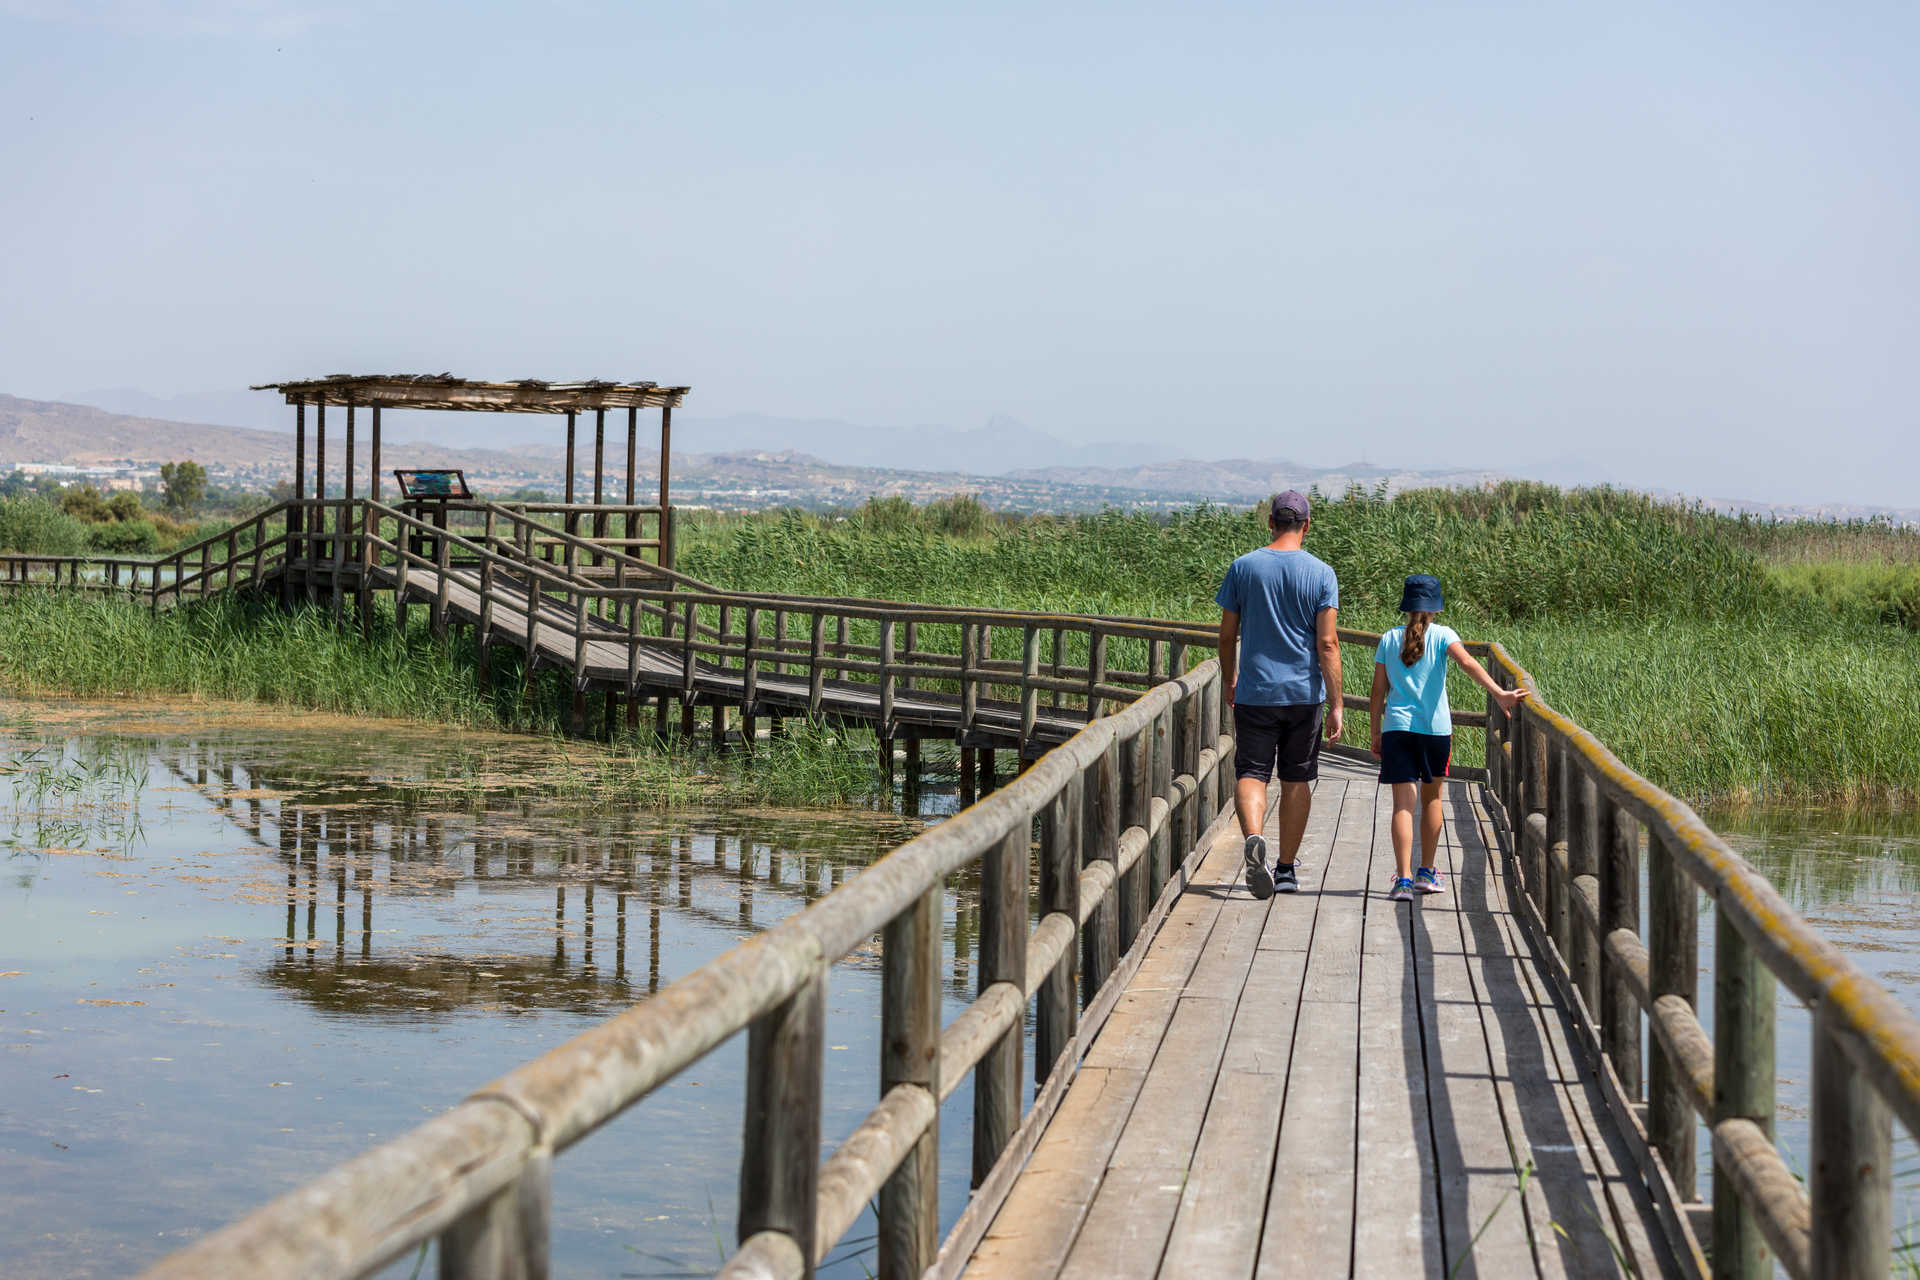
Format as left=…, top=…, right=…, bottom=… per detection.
left=1233, top=703, right=1324, bottom=784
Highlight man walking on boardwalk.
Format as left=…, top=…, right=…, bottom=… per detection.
left=1216, top=490, right=1343, bottom=898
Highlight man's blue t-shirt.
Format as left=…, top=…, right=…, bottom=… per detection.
left=1375, top=623, right=1461, bottom=735
left=1215, top=548, right=1339, bottom=707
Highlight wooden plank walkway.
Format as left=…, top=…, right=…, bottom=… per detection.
left=374, top=562, right=1094, bottom=745
left=962, top=758, right=1678, bottom=1280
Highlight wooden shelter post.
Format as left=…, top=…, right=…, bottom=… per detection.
left=564, top=410, right=577, bottom=542
left=593, top=408, right=607, bottom=549
left=659, top=404, right=673, bottom=570
left=289, top=399, right=306, bottom=606
left=313, top=403, right=327, bottom=605
left=624, top=406, right=639, bottom=565
left=370, top=407, right=382, bottom=502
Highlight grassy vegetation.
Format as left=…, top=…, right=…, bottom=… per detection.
left=0, top=591, right=884, bottom=809
left=679, top=485, right=1920, bottom=806
left=0, top=482, right=1913, bottom=806
left=0, top=493, right=242, bottom=558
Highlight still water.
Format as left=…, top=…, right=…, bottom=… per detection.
left=0, top=700, right=1004, bottom=1279
left=4, top=701, right=1916, bottom=1276
left=1700, top=805, right=1920, bottom=1244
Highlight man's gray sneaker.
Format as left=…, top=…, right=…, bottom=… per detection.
left=1273, top=861, right=1299, bottom=894
left=1243, top=834, right=1274, bottom=900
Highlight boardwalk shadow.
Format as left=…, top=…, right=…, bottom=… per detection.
left=1440, top=783, right=1635, bottom=1277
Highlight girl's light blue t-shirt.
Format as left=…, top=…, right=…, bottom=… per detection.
left=1375, top=624, right=1460, bottom=735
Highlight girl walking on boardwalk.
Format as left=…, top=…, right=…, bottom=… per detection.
left=1369, top=574, right=1527, bottom=902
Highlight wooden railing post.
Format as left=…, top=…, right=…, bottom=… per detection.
left=1037, top=770, right=1082, bottom=1079
left=879, top=889, right=940, bottom=1280
left=1194, top=677, right=1218, bottom=834
left=437, top=1150, right=552, bottom=1280
left=1712, top=911, right=1776, bottom=1279
left=1809, top=1007, right=1892, bottom=1280
left=807, top=613, right=826, bottom=717
left=742, top=607, right=760, bottom=738
left=1597, top=792, right=1642, bottom=1101
left=879, top=618, right=897, bottom=739
left=1546, top=738, right=1570, bottom=961
left=1648, top=833, right=1699, bottom=1199
left=973, top=823, right=1028, bottom=1187
left=1118, top=725, right=1150, bottom=949
left=679, top=599, right=697, bottom=708
left=1178, top=684, right=1202, bottom=854
left=739, top=971, right=826, bottom=1278
left=1519, top=709, right=1544, bottom=906
left=433, top=526, right=452, bottom=640
left=1081, top=739, right=1120, bottom=1005
left=1567, top=765, right=1599, bottom=1015
left=1149, top=703, right=1174, bottom=900
left=1019, top=624, right=1041, bottom=760
left=960, top=623, right=980, bottom=738
left=1485, top=680, right=1505, bottom=802
left=1086, top=630, right=1107, bottom=720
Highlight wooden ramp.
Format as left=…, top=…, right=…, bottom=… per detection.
left=375, top=562, right=1098, bottom=745
left=961, top=759, right=1678, bottom=1280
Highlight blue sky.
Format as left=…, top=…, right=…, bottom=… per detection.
left=2, top=1, right=1914, bottom=504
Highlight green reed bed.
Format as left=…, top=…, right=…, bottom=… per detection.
left=680, top=485, right=1920, bottom=806
left=0, top=591, right=889, bottom=810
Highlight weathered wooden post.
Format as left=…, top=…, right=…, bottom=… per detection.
left=1648, top=833, right=1699, bottom=1198
left=1809, top=1006, right=1892, bottom=1280
left=880, top=618, right=897, bottom=740
left=437, top=1150, right=552, bottom=1280
left=739, top=972, right=826, bottom=1278
left=1019, top=624, right=1041, bottom=759
left=1545, top=738, right=1570, bottom=961
left=961, top=623, right=980, bottom=740
left=1118, top=725, right=1150, bottom=948
left=879, top=888, right=941, bottom=1279
left=1086, top=630, right=1107, bottom=720
left=1525, top=710, right=1549, bottom=911
left=1200, top=671, right=1221, bottom=833
left=1597, top=792, right=1642, bottom=1100
left=1082, top=736, right=1120, bottom=1003
left=974, top=822, right=1028, bottom=1186
left=807, top=612, right=826, bottom=718
left=1568, top=764, right=1599, bottom=1015
left=1149, top=703, right=1174, bottom=899
left=741, top=606, right=759, bottom=750
left=1712, top=910, right=1776, bottom=1279
left=1037, top=769, right=1082, bottom=1079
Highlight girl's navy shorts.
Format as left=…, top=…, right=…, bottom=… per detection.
left=1379, top=731, right=1451, bottom=784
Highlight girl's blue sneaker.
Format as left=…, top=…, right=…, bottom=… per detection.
left=1415, top=866, right=1446, bottom=895
left=1388, top=876, right=1414, bottom=902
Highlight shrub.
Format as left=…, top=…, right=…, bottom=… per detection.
left=0, top=497, right=93, bottom=555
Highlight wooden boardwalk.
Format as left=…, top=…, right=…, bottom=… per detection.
left=962, top=758, right=1677, bottom=1280
left=377, top=561, right=1098, bottom=746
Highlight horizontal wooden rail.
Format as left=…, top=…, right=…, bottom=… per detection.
left=1483, top=641, right=1919, bottom=1280
left=141, top=658, right=1232, bottom=1280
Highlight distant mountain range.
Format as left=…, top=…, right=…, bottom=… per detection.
left=12, top=389, right=1919, bottom=525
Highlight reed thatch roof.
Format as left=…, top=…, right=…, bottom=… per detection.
left=252, top=374, right=689, bottom=413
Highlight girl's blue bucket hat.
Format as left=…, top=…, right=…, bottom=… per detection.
left=1400, top=574, right=1444, bottom=613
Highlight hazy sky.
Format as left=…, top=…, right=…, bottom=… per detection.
left=2, top=1, right=1915, bottom=504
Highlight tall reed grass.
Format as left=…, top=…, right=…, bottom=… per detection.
left=0, top=592, right=883, bottom=809
left=682, top=484, right=1920, bottom=805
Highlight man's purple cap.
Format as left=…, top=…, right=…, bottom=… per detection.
left=1270, top=489, right=1311, bottom=521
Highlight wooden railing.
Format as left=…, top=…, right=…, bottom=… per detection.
left=1482, top=646, right=1920, bottom=1280
left=140, top=652, right=1234, bottom=1280
left=0, top=502, right=294, bottom=605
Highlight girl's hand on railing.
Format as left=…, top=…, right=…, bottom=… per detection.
left=1493, top=687, right=1530, bottom=713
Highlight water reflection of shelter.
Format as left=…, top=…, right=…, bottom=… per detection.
left=160, top=744, right=961, bottom=1016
